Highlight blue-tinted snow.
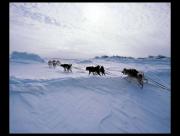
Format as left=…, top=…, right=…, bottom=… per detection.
left=10, top=57, right=171, bottom=133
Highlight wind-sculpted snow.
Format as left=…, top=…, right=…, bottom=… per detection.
left=95, top=55, right=170, bottom=60
left=10, top=51, right=45, bottom=63
left=76, top=60, right=93, bottom=64
left=10, top=58, right=170, bottom=133
left=94, top=55, right=170, bottom=65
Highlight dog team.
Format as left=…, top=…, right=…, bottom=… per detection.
left=47, top=60, right=146, bottom=88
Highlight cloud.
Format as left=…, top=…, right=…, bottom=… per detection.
left=10, top=3, right=170, bottom=58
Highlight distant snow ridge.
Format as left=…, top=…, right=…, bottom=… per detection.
left=10, top=51, right=45, bottom=63
left=77, top=60, right=92, bottom=64
left=95, top=55, right=169, bottom=60
left=95, top=55, right=135, bottom=60
left=147, top=55, right=170, bottom=59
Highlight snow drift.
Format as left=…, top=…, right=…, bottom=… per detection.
left=10, top=56, right=171, bottom=133
left=10, top=51, right=45, bottom=63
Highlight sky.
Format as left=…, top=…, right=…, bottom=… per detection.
left=10, top=3, right=170, bottom=59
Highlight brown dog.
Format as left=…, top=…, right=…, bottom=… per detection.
left=122, top=68, right=144, bottom=88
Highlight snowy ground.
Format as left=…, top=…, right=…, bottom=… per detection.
left=10, top=57, right=171, bottom=133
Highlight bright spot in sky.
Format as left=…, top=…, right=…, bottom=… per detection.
left=83, top=4, right=108, bottom=24
left=10, top=3, right=170, bottom=59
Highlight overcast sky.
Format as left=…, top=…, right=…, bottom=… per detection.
left=10, top=3, right=170, bottom=58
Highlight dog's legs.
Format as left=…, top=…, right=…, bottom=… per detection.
left=125, top=77, right=131, bottom=83
left=144, top=78, right=148, bottom=83
left=97, top=71, right=101, bottom=76
left=102, top=72, right=105, bottom=76
left=139, top=79, right=144, bottom=89
left=68, top=68, right=72, bottom=72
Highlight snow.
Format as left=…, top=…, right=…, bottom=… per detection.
left=10, top=55, right=171, bottom=133
left=10, top=51, right=45, bottom=63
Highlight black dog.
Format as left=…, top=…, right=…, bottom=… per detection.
left=122, top=68, right=144, bottom=88
left=86, top=66, right=100, bottom=75
left=86, top=65, right=105, bottom=76
left=100, top=66, right=105, bottom=75
left=60, top=64, right=72, bottom=72
left=86, top=66, right=99, bottom=75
